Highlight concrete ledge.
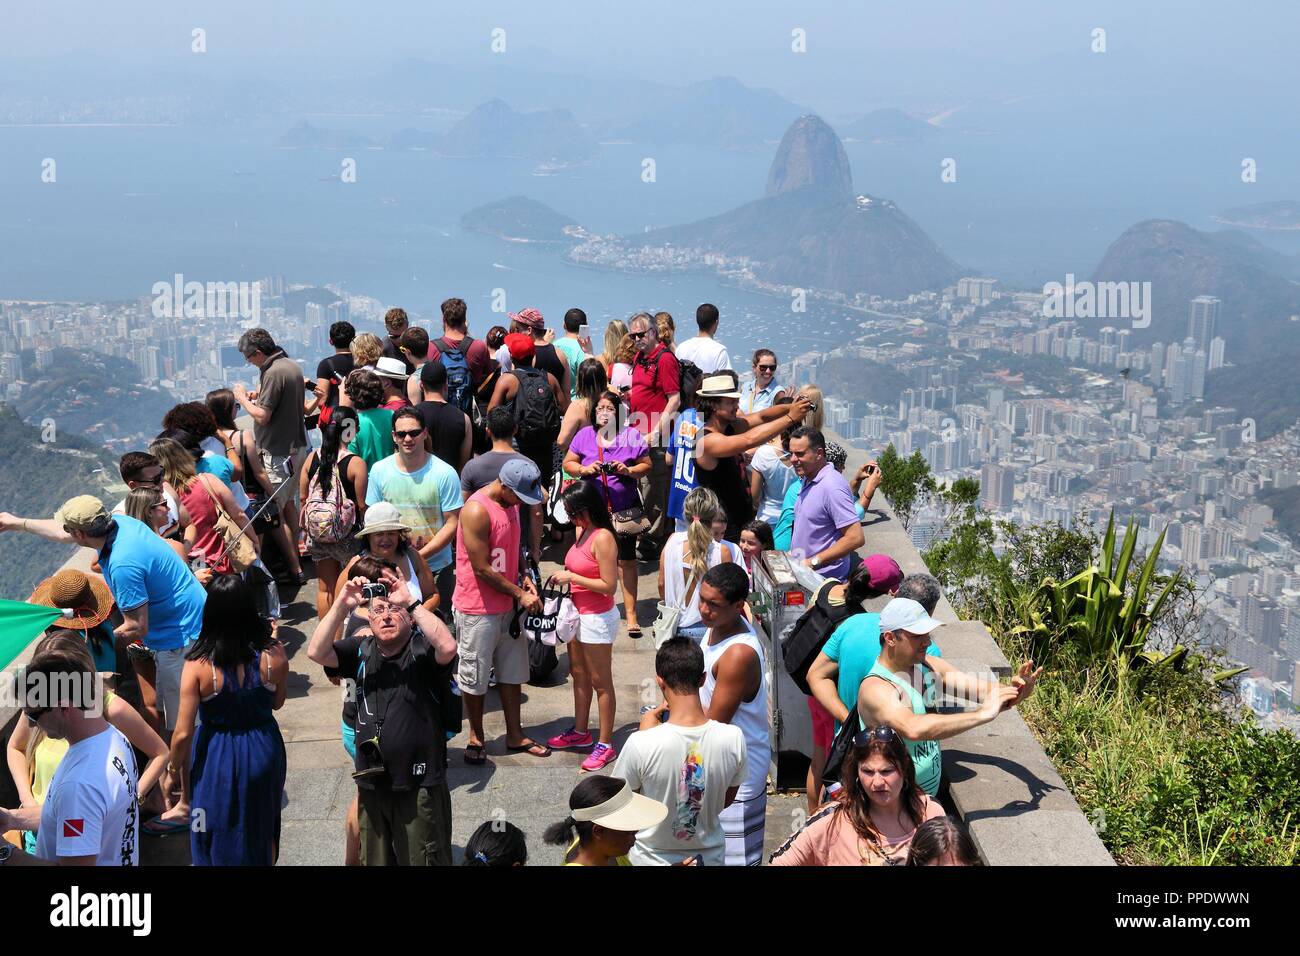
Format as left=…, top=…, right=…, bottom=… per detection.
left=937, top=622, right=1011, bottom=677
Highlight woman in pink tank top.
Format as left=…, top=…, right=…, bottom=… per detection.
left=548, top=480, right=621, bottom=772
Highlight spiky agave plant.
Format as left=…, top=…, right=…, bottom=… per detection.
left=1002, top=514, right=1243, bottom=694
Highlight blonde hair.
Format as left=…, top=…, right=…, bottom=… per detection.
left=680, top=487, right=722, bottom=597
left=149, top=438, right=197, bottom=494
left=798, top=385, right=825, bottom=432
left=655, top=312, right=675, bottom=350
left=351, top=332, right=383, bottom=367
left=125, top=486, right=164, bottom=527
left=602, top=320, right=628, bottom=369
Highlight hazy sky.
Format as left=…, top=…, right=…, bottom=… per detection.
left=4, top=1, right=1298, bottom=115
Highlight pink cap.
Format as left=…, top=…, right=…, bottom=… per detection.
left=508, top=307, right=545, bottom=330
left=862, top=554, right=903, bottom=593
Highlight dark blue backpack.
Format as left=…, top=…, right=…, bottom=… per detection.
left=436, top=336, right=475, bottom=415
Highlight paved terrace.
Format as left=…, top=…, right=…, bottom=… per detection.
left=1, top=447, right=1112, bottom=865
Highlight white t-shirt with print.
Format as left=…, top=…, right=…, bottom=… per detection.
left=612, top=720, right=746, bottom=866
left=36, top=727, right=139, bottom=866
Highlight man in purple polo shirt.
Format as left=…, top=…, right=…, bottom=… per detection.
left=788, top=427, right=865, bottom=581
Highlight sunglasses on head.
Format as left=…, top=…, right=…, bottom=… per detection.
left=393, top=428, right=424, bottom=440
left=853, top=725, right=897, bottom=747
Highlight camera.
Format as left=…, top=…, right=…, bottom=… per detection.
left=352, top=731, right=388, bottom=781
left=597, top=460, right=620, bottom=475
left=360, top=582, right=389, bottom=600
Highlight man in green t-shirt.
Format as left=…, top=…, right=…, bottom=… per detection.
left=857, top=598, right=1042, bottom=797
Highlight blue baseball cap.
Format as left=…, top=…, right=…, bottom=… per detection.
left=500, top=458, right=543, bottom=505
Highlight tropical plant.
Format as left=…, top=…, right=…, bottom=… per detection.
left=998, top=513, right=1244, bottom=693
left=876, top=445, right=935, bottom=530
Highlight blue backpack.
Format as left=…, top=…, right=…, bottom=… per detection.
left=436, top=336, right=475, bottom=415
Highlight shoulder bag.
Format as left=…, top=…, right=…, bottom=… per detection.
left=199, top=474, right=258, bottom=573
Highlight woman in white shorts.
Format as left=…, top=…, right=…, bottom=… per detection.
left=547, top=480, right=621, bottom=773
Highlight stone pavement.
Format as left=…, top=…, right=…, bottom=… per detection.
left=240, top=552, right=798, bottom=867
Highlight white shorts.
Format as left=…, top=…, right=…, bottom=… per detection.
left=577, top=606, right=621, bottom=646
left=153, top=646, right=188, bottom=731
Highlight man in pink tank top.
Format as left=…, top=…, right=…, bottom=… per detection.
left=452, top=458, right=549, bottom=764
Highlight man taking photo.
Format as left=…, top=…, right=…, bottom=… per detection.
left=308, top=566, right=458, bottom=865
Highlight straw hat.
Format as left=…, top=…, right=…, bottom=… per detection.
left=29, top=569, right=115, bottom=629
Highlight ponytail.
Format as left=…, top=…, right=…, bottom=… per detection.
left=543, top=815, right=589, bottom=847
left=681, top=487, right=721, bottom=597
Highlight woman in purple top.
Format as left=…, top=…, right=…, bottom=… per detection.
left=563, top=390, right=653, bottom=637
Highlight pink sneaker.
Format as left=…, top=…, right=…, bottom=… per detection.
left=548, top=727, right=593, bottom=750
left=581, top=742, right=617, bottom=772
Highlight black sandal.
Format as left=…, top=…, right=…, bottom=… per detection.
left=463, top=743, right=487, bottom=765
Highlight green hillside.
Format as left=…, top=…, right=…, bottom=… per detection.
left=0, top=404, right=118, bottom=601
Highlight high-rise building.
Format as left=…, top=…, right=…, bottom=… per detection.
left=980, top=463, right=1014, bottom=511
left=1208, top=336, right=1226, bottom=370
left=1166, top=347, right=1189, bottom=404
left=0, top=352, right=23, bottom=384
left=326, top=299, right=351, bottom=326
left=1189, top=349, right=1207, bottom=400
left=1149, top=341, right=1166, bottom=385
left=1188, top=295, right=1219, bottom=349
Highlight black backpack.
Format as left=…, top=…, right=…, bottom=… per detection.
left=781, top=581, right=865, bottom=696
left=677, top=358, right=704, bottom=404
left=511, top=366, right=561, bottom=444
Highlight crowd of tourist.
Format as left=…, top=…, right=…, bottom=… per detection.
left=0, top=298, right=1039, bottom=868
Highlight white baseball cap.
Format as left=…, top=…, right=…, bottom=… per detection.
left=879, top=598, right=944, bottom=636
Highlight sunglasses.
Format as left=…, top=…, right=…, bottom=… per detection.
left=393, top=428, right=424, bottom=440
left=628, top=330, right=649, bottom=339
left=135, top=473, right=164, bottom=487
left=853, top=725, right=897, bottom=747
left=756, top=364, right=776, bottom=372
left=24, top=707, right=50, bottom=726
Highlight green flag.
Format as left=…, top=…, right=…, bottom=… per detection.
left=0, top=600, right=62, bottom=671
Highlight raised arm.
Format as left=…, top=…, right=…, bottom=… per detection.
left=0, top=513, right=74, bottom=544
left=858, top=673, right=1018, bottom=743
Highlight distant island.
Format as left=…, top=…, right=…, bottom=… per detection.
left=1213, top=200, right=1300, bottom=230
left=276, top=121, right=375, bottom=149
left=461, top=196, right=582, bottom=244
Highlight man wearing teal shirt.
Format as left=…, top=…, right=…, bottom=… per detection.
left=858, top=597, right=1042, bottom=797
left=554, top=308, right=591, bottom=402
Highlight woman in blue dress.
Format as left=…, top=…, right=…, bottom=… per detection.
left=167, top=573, right=288, bottom=865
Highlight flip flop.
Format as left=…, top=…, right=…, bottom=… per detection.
left=463, top=743, right=487, bottom=765
left=506, top=740, right=552, bottom=758
left=627, top=625, right=643, bottom=640
left=142, top=814, right=189, bottom=836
